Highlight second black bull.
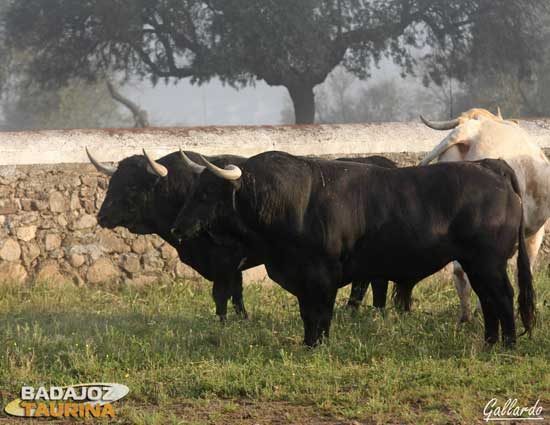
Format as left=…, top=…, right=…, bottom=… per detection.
left=87, top=149, right=396, bottom=320
left=172, top=152, right=536, bottom=347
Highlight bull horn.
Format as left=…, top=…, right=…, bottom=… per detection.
left=86, top=147, right=117, bottom=176
left=420, top=133, right=466, bottom=165
left=200, top=155, right=242, bottom=181
left=497, top=106, right=503, bottom=120
left=143, top=149, right=168, bottom=177
left=179, top=148, right=206, bottom=174
left=420, top=115, right=460, bottom=131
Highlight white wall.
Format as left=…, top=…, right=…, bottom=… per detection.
left=1, top=120, right=550, bottom=166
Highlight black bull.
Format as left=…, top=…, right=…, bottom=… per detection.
left=92, top=150, right=396, bottom=320
left=172, top=151, right=536, bottom=347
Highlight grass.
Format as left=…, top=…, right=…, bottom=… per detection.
left=0, top=274, right=549, bottom=424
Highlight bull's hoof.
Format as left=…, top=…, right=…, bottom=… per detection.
left=484, top=335, right=499, bottom=346
left=303, top=340, right=319, bottom=349
left=218, top=314, right=227, bottom=324
left=303, top=336, right=324, bottom=348
left=502, top=335, right=516, bottom=348
left=458, top=314, right=472, bottom=323
left=346, top=299, right=361, bottom=309
left=375, top=307, right=386, bottom=317
left=236, top=310, right=249, bottom=320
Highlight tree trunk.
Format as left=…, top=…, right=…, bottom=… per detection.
left=106, top=80, right=150, bottom=128
left=287, top=84, right=316, bottom=124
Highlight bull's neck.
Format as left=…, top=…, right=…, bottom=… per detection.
left=146, top=202, right=180, bottom=247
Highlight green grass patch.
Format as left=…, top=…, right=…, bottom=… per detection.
left=0, top=274, right=549, bottom=424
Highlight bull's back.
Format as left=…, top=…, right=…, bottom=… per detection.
left=298, top=160, right=520, bottom=280
left=348, top=162, right=520, bottom=280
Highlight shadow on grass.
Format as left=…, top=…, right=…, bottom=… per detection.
left=0, top=295, right=520, bottom=366
left=0, top=279, right=549, bottom=422
left=1, top=275, right=548, bottom=369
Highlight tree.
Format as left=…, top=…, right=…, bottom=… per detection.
left=1, top=78, right=134, bottom=130
left=422, top=0, right=549, bottom=118
left=106, top=80, right=150, bottom=127
left=0, top=0, right=144, bottom=131
left=0, top=0, right=12, bottom=99
left=296, top=66, right=445, bottom=124
left=4, top=0, right=533, bottom=124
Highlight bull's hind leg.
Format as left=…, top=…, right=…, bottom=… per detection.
left=371, top=279, right=389, bottom=309
left=347, top=279, right=389, bottom=309
left=393, top=280, right=419, bottom=312
left=347, top=281, right=369, bottom=309
left=525, top=225, right=545, bottom=272
left=467, top=281, right=499, bottom=345
left=230, top=272, right=248, bottom=319
left=462, top=263, right=514, bottom=345
left=453, top=261, right=473, bottom=323
left=493, top=273, right=516, bottom=347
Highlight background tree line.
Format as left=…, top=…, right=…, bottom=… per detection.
left=0, top=0, right=548, bottom=129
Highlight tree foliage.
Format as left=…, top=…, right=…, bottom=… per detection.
left=3, top=0, right=546, bottom=124
left=420, top=1, right=549, bottom=119
left=1, top=78, right=133, bottom=130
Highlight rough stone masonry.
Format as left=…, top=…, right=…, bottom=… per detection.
left=0, top=163, right=202, bottom=286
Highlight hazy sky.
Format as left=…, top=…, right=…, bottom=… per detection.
left=126, top=78, right=289, bottom=127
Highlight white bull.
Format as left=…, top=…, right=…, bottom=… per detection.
left=420, top=108, right=549, bottom=322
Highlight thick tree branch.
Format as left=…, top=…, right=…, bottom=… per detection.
left=131, top=42, right=194, bottom=78
left=106, top=80, right=149, bottom=127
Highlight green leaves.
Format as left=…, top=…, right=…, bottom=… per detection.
left=1, top=0, right=546, bottom=123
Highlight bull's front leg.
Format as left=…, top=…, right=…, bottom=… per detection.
left=347, top=281, right=369, bottom=309
left=212, top=279, right=232, bottom=323
left=453, top=261, right=473, bottom=323
left=525, top=225, right=544, bottom=273
left=229, top=272, right=248, bottom=319
left=298, top=286, right=338, bottom=347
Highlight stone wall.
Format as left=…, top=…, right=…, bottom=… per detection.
left=0, top=163, right=202, bottom=286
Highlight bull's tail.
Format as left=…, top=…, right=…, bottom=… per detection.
left=509, top=172, right=536, bottom=336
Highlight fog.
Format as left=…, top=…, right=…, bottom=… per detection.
left=0, top=1, right=547, bottom=130
left=126, top=78, right=288, bottom=127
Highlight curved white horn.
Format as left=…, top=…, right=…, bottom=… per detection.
left=86, top=147, right=117, bottom=176
left=179, top=148, right=206, bottom=174
left=420, top=133, right=466, bottom=165
left=497, top=106, right=503, bottom=120
left=143, top=149, right=168, bottom=177
left=200, top=155, right=242, bottom=181
left=420, top=115, right=460, bottom=131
